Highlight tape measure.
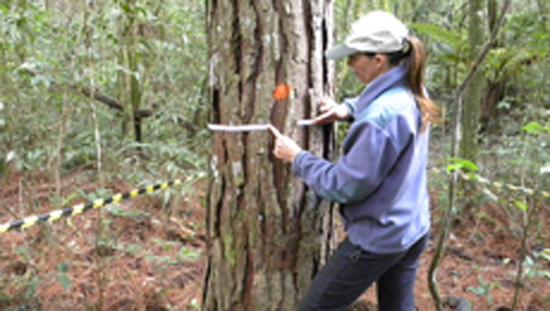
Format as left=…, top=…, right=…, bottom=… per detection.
left=0, top=174, right=204, bottom=233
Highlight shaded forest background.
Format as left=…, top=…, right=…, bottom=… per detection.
left=1, top=0, right=550, bottom=310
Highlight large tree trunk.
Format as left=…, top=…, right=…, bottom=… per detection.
left=203, top=0, right=336, bottom=310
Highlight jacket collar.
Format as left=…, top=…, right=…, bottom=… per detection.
left=354, top=65, right=407, bottom=119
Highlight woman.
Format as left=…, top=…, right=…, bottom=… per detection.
left=269, top=10, right=441, bottom=311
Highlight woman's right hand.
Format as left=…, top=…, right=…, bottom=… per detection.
left=312, top=95, right=350, bottom=125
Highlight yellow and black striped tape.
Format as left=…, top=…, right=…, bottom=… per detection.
left=0, top=175, right=203, bottom=234
left=3, top=168, right=546, bottom=233
left=433, top=168, right=550, bottom=199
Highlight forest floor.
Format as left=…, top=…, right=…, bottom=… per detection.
left=0, top=167, right=549, bottom=311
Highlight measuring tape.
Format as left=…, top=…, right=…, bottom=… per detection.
left=434, top=168, right=550, bottom=200
left=0, top=174, right=204, bottom=234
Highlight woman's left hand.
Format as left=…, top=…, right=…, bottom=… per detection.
left=268, top=125, right=302, bottom=163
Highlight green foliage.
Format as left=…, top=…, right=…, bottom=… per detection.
left=467, top=275, right=498, bottom=304
left=0, top=0, right=208, bottom=179
left=538, top=248, right=550, bottom=262
left=106, top=204, right=150, bottom=218
left=513, top=200, right=528, bottom=212
left=519, top=253, right=550, bottom=280
left=24, top=277, right=39, bottom=301
left=55, top=261, right=71, bottom=292
left=410, top=23, right=465, bottom=61
left=504, top=8, right=550, bottom=56
left=13, top=246, right=33, bottom=262
left=522, top=121, right=550, bottom=135
left=446, top=157, right=479, bottom=173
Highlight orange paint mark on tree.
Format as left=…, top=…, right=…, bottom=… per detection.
left=273, top=83, right=294, bottom=100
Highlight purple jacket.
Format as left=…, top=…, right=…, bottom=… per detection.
left=291, top=66, right=430, bottom=254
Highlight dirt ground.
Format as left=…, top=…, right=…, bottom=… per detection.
left=0, top=169, right=549, bottom=310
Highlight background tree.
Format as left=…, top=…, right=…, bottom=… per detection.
left=459, top=0, right=485, bottom=163
left=117, top=0, right=143, bottom=142
left=203, top=0, right=337, bottom=309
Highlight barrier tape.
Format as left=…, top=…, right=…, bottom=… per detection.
left=0, top=174, right=203, bottom=234
left=2, top=168, right=546, bottom=233
left=433, top=168, right=550, bottom=200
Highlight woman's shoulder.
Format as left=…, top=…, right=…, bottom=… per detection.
left=357, top=86, right=415, bottom=128
left=374, top=85, right=415, bottom=108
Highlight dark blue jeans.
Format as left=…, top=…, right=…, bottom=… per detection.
left=298, top=233, right=429, bottom=311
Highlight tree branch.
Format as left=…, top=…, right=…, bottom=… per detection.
left=19, top=68, right=197, bottom=132
left=79, top=86, right=125, bottom=111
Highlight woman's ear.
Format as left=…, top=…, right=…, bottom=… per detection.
left=374, top=54, right=392, bottom=71
left=373, top=54, right=388, bottom=66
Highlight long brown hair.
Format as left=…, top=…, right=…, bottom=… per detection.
left=386, top=36, right=442, bottom=132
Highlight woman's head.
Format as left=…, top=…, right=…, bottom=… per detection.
left=326, top=11, right=441, bottom=131
left=326, top=11, right=409, bottom=61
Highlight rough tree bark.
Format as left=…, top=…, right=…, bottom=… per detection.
left=203, top=0, right=336, bottom=310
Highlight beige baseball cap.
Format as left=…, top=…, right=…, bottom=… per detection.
left=326, top=10, right=409, bottom=60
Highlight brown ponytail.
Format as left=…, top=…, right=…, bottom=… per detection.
left=401, top=36, right=442, bottom=132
